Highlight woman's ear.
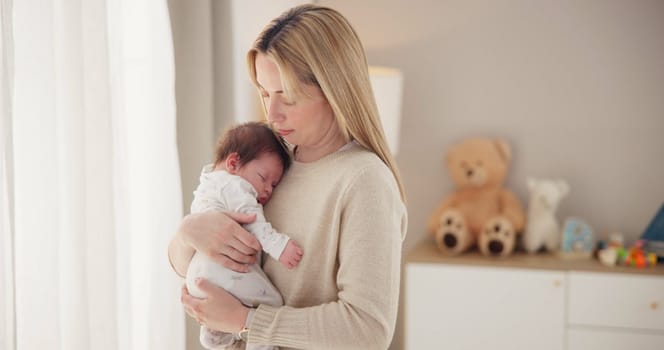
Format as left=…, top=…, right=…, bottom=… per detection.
left=225, top=152, right=241, bottom=174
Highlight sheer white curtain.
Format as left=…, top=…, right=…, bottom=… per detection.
left=1, top=0, right=16, bottom=348
left=2, top=0, right=185, bottom=349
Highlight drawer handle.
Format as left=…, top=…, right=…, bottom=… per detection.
left=651, top=302, right=659, bottom=311
left=553, top=280, right=562, bottom=288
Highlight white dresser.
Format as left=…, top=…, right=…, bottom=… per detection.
left=405, top=240, right=664, bottom=350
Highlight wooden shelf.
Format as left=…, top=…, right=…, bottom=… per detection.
left=406, top=238, right=664, bottom=277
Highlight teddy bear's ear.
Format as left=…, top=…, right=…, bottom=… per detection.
left=493, top=139, right=511, bottom=163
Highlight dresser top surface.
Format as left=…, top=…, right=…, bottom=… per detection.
left=406, top=239, right=664, bottom=276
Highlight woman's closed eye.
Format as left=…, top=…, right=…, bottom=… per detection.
left=280, top=95, right=296, bottom=106
left=259, top=89, right=295, bottom=106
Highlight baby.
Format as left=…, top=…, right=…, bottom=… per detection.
left=186, top=121, right=303, bottom=350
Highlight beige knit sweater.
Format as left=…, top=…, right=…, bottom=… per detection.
left=234, top=143, right=407, bottom=350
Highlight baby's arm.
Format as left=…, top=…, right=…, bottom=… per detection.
left=222, top=179, right=303, bottom=267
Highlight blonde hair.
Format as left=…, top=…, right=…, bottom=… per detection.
left=247, top=4, right=406, bottom=202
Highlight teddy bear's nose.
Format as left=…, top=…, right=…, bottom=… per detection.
left=489, top=240, right=504, bottom=254
left=466, top=169, right=474, bottom=177
left=443, top=233, right=457, bottom=248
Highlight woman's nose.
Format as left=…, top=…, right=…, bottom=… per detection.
left=266, top=99, right=284, bottom=123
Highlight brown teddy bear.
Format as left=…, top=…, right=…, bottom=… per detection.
left=428, top=137, right=526, bottom=257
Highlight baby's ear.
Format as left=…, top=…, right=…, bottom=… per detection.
left=225, top=152, right=241, bottom=173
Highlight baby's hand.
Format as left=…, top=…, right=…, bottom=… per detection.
left=279, top=240, right=303, bottom=269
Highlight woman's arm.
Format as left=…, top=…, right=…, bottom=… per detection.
left=167, top=210, right=263, bottom=277
left=168, top=218, right=196, bottom=277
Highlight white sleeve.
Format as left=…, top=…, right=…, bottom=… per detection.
left=220, top=179, right=290, bottom=260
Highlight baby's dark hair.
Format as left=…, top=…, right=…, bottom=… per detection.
left=214, top=121, right=291, bottom=171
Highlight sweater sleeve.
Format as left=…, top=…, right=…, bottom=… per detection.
left=249, top=165, right=407, bottom=350
left=222, top=179, right=290, bottom=260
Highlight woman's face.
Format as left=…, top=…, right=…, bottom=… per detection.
left=254, top=53, right=340, bottom=152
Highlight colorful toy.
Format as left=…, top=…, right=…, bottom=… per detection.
left=622, top=240, right=658, bottom=268
left=523, top=178, right=570, bottom=253
left=428, top=137, right=526, bottom=257
left=607, top=232, right=625, bottom=247
left=598, top=247, right=618, bottom=266
left=596, top=236, right=658, bottom=268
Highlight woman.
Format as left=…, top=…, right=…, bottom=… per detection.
left=168, top=4, right=407, bottom=349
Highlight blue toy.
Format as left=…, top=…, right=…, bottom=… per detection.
left=641, top=202, right=664, bottom=262
left=560, top=217, right=594, bottom=257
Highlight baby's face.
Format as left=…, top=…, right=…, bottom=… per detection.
left=235, top=152, right=284, bottom=205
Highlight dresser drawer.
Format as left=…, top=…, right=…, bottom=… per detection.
left=406, top=263, right=565, bottom=350
left=567, top=328, right=664, bottom=350
left=568, top=272, right=664, bottom=331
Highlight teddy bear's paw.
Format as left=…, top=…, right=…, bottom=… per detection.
left=478, top=216, right=516, bottom=258
left=434, top=210, right=471, bottom=255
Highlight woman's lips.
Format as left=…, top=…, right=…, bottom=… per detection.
left=278, top=129, right=293, bottom=136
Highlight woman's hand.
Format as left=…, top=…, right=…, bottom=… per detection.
left=181, top=279, right=249, bottom=333
left=168, top=211, right=262, bottom=275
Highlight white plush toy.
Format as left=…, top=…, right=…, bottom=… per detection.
left=523, top=178, right=570, bottom=253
